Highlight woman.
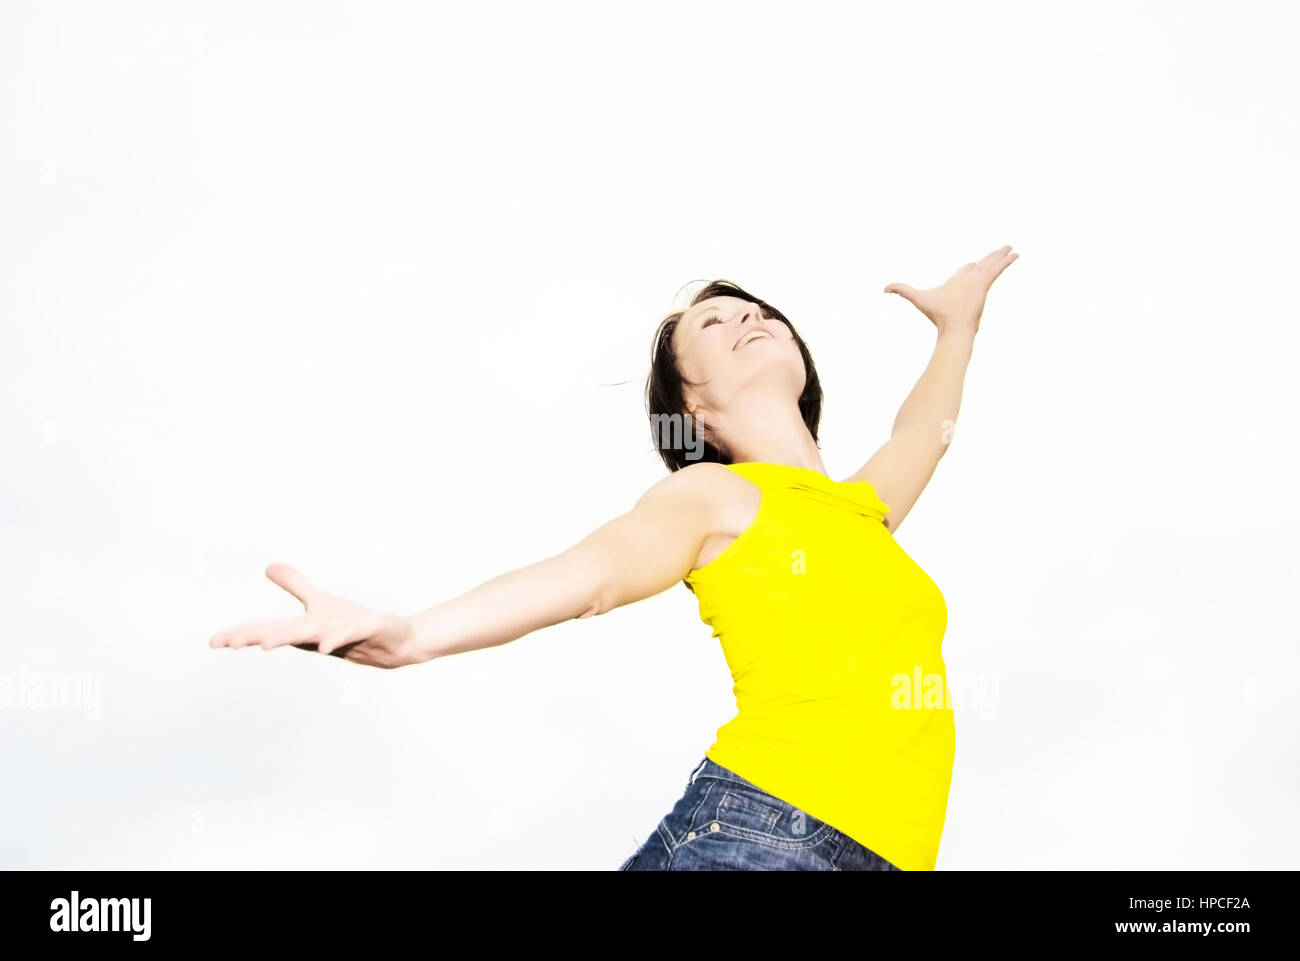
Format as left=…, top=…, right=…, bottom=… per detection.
left=209, top=244, right=1018, bottom=871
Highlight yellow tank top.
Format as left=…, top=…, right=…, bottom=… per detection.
left=685, top=461, right=955, bottom=871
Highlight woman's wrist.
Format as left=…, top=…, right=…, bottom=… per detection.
left=936, top=323, right=978, bottom=344
left=401, top=609, right=444, bottom=665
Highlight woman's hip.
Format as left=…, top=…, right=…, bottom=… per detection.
left=617, top=756, right=901, bottom=871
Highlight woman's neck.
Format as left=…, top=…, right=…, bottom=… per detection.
left=714, top=389, right=825, bottom=474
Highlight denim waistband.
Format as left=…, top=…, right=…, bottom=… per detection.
left=688, top=755, right=768, bottom=793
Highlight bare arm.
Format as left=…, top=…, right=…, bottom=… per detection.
left=403, top=464, right=721, bottom=662
left=846, top=329, right=974, bottom=533
left=206, top=465, right=721, bottom=669
left=846, top=245, right=1017, bottom=533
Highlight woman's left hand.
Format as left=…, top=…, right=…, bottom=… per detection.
left=884, top=244, right=1018, bottom=336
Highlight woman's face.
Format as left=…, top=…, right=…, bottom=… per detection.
left=670, top=295, right=805, bottom=427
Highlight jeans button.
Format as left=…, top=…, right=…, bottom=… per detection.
left=709, top=821, right=720, bottom=832
left=686, top=831, right=696, bottom=841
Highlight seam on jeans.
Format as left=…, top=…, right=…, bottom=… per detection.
left=666, top=822, right=837, bottom=869
left=661, top=779, right=718, bottom=857
left=716, top=789, right=783, bottom=833
left=828, top=830, right=846, bottom=871
left=655, top=817, right=675, bottom=850
left=694, top=758, right=747, bottom=787
left=688, top=756, right=709, bottom=787
left=838, top=835, right=904, bottom=871
left=707, top=818, right=834, bottom=851
left=657, top=777, right=713, bottom=850
left=705, top=776, right=835, bottom=846
left=693, top=760, right=776, bottom=798
left=666, top=786, right=836, bottom=868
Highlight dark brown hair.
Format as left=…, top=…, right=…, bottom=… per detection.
left=645, top=279, right=824, bottom=472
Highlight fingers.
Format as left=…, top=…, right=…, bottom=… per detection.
left=971, top=245, right=1018, bottom=286
left=316, top=628, right=352, bottom=657
left=262, top=617, right=332, bottom=651
left=209, top=618, right=270, bottom=649
left=989, top=249, right=1019, bottom=281
left=978, top=244, right=1012, bottom=268
left=288, top=629, right=357, bottom=656
left=883, top=283, right=918, bottom=301
left=210, top=616, right=359, bottom=657
left=210, top=616, right=319, bottom=651
left=265, top=562, right=318, bottom=608
left=291, top=639, right=374, bottom=666
left=324, top=638, right=365, bottom=658
left=292, top=637, right=362, bottom=658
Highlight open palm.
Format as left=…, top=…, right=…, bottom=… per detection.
left=208, top=562, right=417, bottom=669
left=884, top=244, right=1018, bottom=336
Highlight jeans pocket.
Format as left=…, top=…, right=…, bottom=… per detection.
left=667, top=783, right=838, bottom=870
left=716, top=788, right=784, bottom=834
left=710, top=783, right=834, bottom=848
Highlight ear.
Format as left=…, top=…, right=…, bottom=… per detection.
left=683, top=400, right=716, bottom=447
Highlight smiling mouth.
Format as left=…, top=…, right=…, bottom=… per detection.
left=734, top=330, right=773, bottom=350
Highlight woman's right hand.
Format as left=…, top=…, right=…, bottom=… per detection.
left=208, top=562, right=420, bottom=669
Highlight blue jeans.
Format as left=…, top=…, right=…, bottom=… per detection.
left=617, top=756, right=902, bottom=871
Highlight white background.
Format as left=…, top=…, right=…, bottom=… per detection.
left=3, top=0, right=1296, bottom=870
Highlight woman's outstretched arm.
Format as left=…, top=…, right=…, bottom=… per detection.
left=846, top=244, right=1017, bottom=533
left=402, top=463, right=720, bottom=661
left=847, top=329, right=976, bottom=534
left=208, top=463, right=722, bottom=668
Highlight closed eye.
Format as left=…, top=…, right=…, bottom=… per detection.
left=701, top=305, right=773, bottom=329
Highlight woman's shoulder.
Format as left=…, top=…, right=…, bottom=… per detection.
left=635, top=461, right=755, bottom=519
left=659, top=461, right=752, bottom=496
left=647, top=462, right=762, bottom=538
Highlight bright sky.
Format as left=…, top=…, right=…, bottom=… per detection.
left=2, top=0, right=1296, bottom=869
